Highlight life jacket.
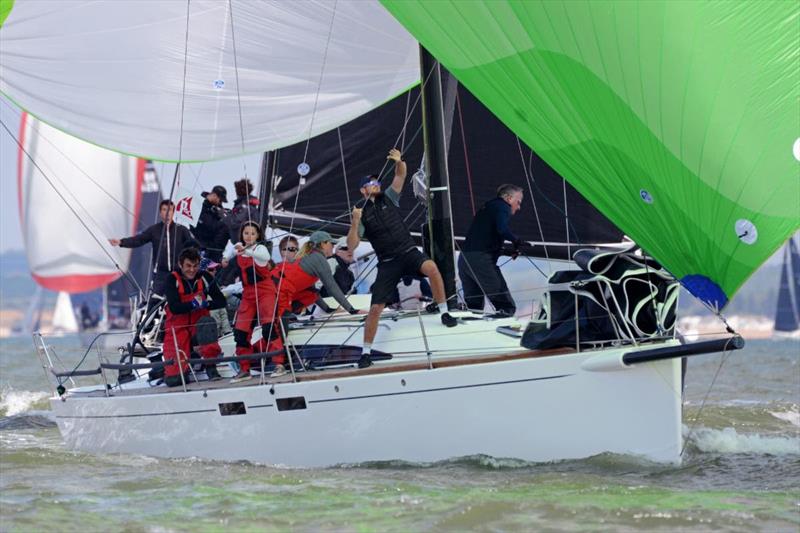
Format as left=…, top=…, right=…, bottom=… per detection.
left=277, top=258, right=319, bottom=293
left=273, top=258, right=320, bottom=314
left=237, top=251, right=272, bottom=289
left=166, top=271, right=206, bottom=323
left=361, top=195, right=416, bottom=261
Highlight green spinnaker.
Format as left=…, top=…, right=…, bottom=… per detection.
left=382, top=0, right=800, bottom=308
left=0, top=0, right=14, bottom=27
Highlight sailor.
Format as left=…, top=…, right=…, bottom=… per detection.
left=225, top=178, right=261, bottom=244
left=230, top=221, right=283, bottom=383
left=347, top=148, right=458, bottom=369
left=274, top=230, right=361, bottom=318
left=109, top=199, right=197, bottom=297
left=276, top=235, right=299, bottom=265
left=162, top=247, right=226, bottom=386
left=458, top=184, right=524, bottom=316
left=192, top=185, right=230, bottom=262
left=320, top=236, right=356, bottom=298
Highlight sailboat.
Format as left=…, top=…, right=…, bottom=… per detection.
left=3, top=1, right=798, bottom=466
left=773, top=237, right=800, bottom=338
left=16, top=112, right=157, bottom=341
left=50, top=291, right=79, bottom=335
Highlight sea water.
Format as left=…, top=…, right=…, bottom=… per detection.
left=1, top=336, right=798, bottom=531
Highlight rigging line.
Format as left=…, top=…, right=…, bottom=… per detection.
left=152, top=0, right=193, bottom=285
left=523, top=146, right=583, bottom=247
left=523, top=255, right=548, bottom=279
left=401, top=90, right=411, bottom=152
left=227, top=0, right=250, bottom=179
left=265, top=3, right=340, bottom=359
left=228, top=0, right=264, bottom=323
left=454, top=91, right=476, bottom=216
left=337, top=127, right=351, bottom=210
left=680, top=336, right=736, bottom=458
left=8, top=107, right=150, bottom=232
left=301, top=0, right=338, bottom=165
left=562, top=175, right=571, bottom=260
left=0, top=118, right=145, bottom=298
left=516, top=137, right=552, bottom=273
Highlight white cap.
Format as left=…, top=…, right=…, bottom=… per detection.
left=335, top=236, right=349, bottom=249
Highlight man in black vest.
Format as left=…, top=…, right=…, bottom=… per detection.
left=459, top=184, right=524, bottom=316
left=347, top=148, right=457, bottom=369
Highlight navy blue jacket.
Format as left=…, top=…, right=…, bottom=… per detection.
left=461, top=197, right=519, bottom=256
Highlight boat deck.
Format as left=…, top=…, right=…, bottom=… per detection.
left=73, top=347, right=574, bottom=399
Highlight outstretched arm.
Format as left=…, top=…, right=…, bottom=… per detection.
left=346, top=207, right=362, bottom=253
left=388, top=148, right=407, bottom=195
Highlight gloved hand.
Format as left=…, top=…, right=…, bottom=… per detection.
left=348, top=307, right=361, bottom=315
left=511, top=238, right=525, bottom=260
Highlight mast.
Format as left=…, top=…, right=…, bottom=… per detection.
left=258, top=150, right=277, bottom=231
left=419, top=46, right=457, bottom=307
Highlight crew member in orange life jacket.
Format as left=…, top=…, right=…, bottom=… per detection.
left=162, top=247, right=226, bottom=387
left=231, top=221, right=283, bottom=383
left=273, top=230, right=362, bottom=319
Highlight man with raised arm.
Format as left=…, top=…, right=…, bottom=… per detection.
left=109, top=199, right=197, bottom=297
left=347, top=148, right=457, bottom=369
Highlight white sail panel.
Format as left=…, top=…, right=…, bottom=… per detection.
left=19, top=113, right=141, bottom=293
left=0, top=0, right=419, bottom=162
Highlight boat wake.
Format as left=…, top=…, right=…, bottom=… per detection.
left=684, top=425, right=800, bottom=455
left=0, top=387, right=50, bottom=417
left=769, top=407, right=800, bottom=427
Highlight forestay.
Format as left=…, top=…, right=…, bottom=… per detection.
left=382, top=0, right=800, bottom=309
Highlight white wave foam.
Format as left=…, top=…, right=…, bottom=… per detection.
left=686, top=426, right=800, bottom=455
left=769, top=408, right=800, bottom=427
left=0, top=388, right=50, bottom=416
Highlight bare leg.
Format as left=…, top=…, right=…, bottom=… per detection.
left=419, top=260, right=445, bottom=303
left=364, top=303, right=386, bottom=345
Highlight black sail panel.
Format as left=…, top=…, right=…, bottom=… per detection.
left=272, top=82, right=623, bottom=260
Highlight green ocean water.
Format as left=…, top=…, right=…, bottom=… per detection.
left=1, top=336, right=798, bottom=532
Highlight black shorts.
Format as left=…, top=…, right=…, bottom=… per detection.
left=371, top=248, right=430, bottom=305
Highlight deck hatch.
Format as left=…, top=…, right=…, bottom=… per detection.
left=218, top=402, right=247, bottom=416
left=276, top=397, right=307, bottom=411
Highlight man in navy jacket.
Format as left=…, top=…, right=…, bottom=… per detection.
left=458, top=184, right=524, bottom=316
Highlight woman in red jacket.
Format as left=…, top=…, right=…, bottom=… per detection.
left=231, top=222, right=283, bottom=383
left=274, top=231, right=362, bottom=323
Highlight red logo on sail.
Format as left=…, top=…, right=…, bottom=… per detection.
left=176, top=196, right=193, bottom=218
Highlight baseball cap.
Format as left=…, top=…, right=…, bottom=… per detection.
left=359, top=174, right=380, bottom=188
left=308, top=230, right=333, bottom=245
left=201, top=185, right=228, bottom=203
left=335, top=236, right=349, bottom=250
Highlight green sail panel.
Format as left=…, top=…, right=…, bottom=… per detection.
left=382, top=0, right=800, bottom=309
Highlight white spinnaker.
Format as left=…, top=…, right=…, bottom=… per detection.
left=0, top=0, right=419, bottom=162
left=19, top=114, right=141, bottom=293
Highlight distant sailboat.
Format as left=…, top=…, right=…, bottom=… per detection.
left=50, top=291, right=78, bottom=334
left=18, top=113, right=147, bottom=333
left=774, top=237, right=800, bottom=337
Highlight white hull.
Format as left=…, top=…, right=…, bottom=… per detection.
left=50, top=338, right=683, bottom=466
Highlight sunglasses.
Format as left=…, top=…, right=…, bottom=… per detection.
left=338, top=246, right=349, bottom=251
left=281, top=247, right=298, bottom=252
